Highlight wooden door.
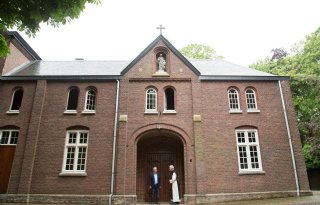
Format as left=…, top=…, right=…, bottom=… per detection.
left=0, top=146, right=16, bottom=193
left=137, top=148, right=184, bottom=202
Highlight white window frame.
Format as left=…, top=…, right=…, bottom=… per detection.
left=82, top=88, right=96, bottom=114
left=0, top=130, right=19, bottom=146
left=163, top=87, right=176, bottom=114
left=235, top=129, right=263, bottom=173
left=145, top=88, right=158, bottom=114
left=245, top=89, right=260, bottom=113
left=65, top=87, right=79, bottom=114
left=61, top=130, right=89, bottom=175
left=7, top=89, right=23, bottom=114
left=228, top=88, right=242, bottom=113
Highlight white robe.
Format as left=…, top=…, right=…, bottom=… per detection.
left=170, top=172, right=180, bottom=202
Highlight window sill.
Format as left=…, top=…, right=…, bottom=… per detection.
left=82, top=110, right=96, bottom=114
left=247, top=109, right=261, bottom=113
left=238, top=170, right=265, bottom=175
left=144, top=110, right=158, bottom=115
left=163, top=110, right=177, bottom=114
left=229, top=109, right=243, bottom=114
left=6, top=110, right=20, bottom=115
left=59, top=172, right=87, bottom=177
left=64, top=110, right=77, bottom=115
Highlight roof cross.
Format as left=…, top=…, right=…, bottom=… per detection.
left=157, top=24, right=165, bottom=35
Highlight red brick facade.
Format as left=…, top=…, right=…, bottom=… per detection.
left=0, top=35, right=311, bottom=204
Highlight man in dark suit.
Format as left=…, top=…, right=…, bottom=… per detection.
left=150, top=166, right=161, bottom=204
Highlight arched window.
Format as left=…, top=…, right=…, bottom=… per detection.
left=84, top=88, right=96, bottom=111
left=146, top=88, right=157, bottom=112
left=228, top=88, right=240, bottom=110
left=165, top=88, right=175, bottom=110
left=0, top=130, right=19, bottom=145
left=245, top=89, right=257, bottom=110
left=10, top=88, right=23, bottom=111
left=66, top=87, right=79, bottom=111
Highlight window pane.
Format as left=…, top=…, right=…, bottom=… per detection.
left=250, top=146, right=260, bottom=169
left=248, top=132, right=256, bottom=143
left=238, top=146, right=248, bottom=169
left=9, top=131, right=19, bottom=145
left=165, top=88, right=175, bottom=110
left=237, top=132, right=245, bottom=143
left=246, top=89, right=257, bottom=109
left=228, top=89, right=239, bottom=109
left=65, top=147, right=75, bottom=170
left=1, top=131, right=10, bottom=144
left=11, top=89, right=23, bottom=110
left=86, top=89, right=96, bottom=110
left=67, top=88, right=79, bottom=110
left=68, top=132, right=77, bottom=144
left=79, top=133, right=88, bottom=144
left=77, top=147, right=87, bottom=170
left=147, top=89, right=157, bottom=110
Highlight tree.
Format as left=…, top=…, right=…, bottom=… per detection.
left=250, top=26, right=320, bottom=168
left=0, top=0, right=100, bottom=57
left=179, top=44, right=223, bottom=59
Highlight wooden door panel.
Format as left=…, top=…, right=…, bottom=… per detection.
left=0, top=146, right=16, bottom=193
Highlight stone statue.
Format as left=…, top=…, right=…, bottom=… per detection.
left=157, top=54, right=166, bottom=71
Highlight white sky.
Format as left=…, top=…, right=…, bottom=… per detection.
left=18, top=0, right=320, bottom=67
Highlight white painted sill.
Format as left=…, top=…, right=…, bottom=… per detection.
left=6, top=110, right=20, bottom=114
left=81, top=110, right=96, bottom=114
left=238, top=170, right=265, bottom=175
left=59, top=172, right=87, bottom=177
left=144, top=110, right=158, bottom=115
left=163, top=110, right=177, bottom=114
left=64, top=110, right=77, bottom=115
left=229, top=109, right=243, bottom=114
left=247, top=109, right=261, bottom=113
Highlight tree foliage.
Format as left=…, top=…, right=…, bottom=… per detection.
left=0, top=0, right=100, bottom=57
left=179, top=44, right=223, bottom=59
left=250, top=27, right=320, bottom=168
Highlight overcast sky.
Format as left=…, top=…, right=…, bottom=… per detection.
left=18, top=0, right=320, bottom=67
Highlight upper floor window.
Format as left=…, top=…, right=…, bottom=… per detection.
left=236, top=129, right=263, bottom=172
left=9, top=88, right=23, bottom=112
left=66, top=87, right=79, bottom=111
left=0, top=130, right=19, bottom=145
left=246, top=89, right=258, bottom=110
left=62, top=130, right=89, bottom=174
left=165, top=88, right=175, bottom=111
left=146, top=88, right=157, bottom=112
left=228, top=88, right=240, bottom=110
left=84, top=88, right=96, bottom=111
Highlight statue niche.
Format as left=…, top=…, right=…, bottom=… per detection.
left=153, top=52, right=169, bottom=77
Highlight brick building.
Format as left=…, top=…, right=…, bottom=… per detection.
left=0, top=31, right=311, bottom=204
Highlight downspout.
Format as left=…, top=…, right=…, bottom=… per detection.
left=278, top=80, right=300, bottom=197
left=109, top=80, right=120, bottom=205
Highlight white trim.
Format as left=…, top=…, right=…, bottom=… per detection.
left=229, top=109, right=243, bottom=114
left=228, top=88, right=241, bottom=111
left=6, top=110, right=20, bottom=114
left=144, top=111, right=158, bottom=115
left=0, top=130, right=19, bottom=145
left=163, top=110, right=177, bottom=114
left=245, top=88, right=258, bottom=110
left=235, top=129, right=263, bottom=172
left=61, top=130, right=89, bottom=174
left=247, top=109, right=261, bottom=113
left=64, top=110, right=77, bottom=114
left=81, top=110, right=96, bottom=114
left=83, top=89, right=96, bottom=112
left=65, top=88, right=79, bottom=112
left=239, top=170, right=265, bottom=175
left=58, top=172, right=87, bottom=177
left=145, top=88, right=157, bottom=113
left=9, top=88, right=23, bottom=112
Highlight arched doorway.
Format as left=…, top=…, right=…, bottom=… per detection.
left=136, top=129, right=185, bottom=202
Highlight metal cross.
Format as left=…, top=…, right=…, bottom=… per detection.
left=157, top=24, right=165, bottom=35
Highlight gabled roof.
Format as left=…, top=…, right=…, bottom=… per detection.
left=120, top=35, right=201, bottom=76
left=7, top=31, right=42, bottom=60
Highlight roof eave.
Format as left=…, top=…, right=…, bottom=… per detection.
left=0, top=75, right=122, bottom=81
left=199, top=75, right=290, bottom=81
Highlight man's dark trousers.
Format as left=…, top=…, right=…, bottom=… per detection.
left=150, top=173, right=160, bottom=204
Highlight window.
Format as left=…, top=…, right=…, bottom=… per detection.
left=165, top=88, right=175, bottom=111
left=228, top=88, right=240, bottom=110
left=62, top=131, right=89, bottom=173
left=9, top=89, right=23, bottom=111
left=0, top=130, right=19, bottom=145
left=236, top=130, right=262, bottom=172
left=66, top=87, right=79, bottom=111
left=246, top=89, right=258, bottom=110
left=146, top=88, right=157, bottom=112
left=84, top=88, right=96, bottom=111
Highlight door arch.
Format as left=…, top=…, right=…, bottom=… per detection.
left=136, top=130, right=185, bottom=202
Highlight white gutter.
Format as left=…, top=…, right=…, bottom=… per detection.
left=109, top=80, right=120, bottom=205
left=278, top=80, right=300, bottom=196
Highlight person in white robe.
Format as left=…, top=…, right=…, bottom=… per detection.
left=169, top=165, right=180, bottom=204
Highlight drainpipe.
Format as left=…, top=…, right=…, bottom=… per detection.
left=109, top=80, right=120, bottom=205
left=278, top=80, right=300, bottom=197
